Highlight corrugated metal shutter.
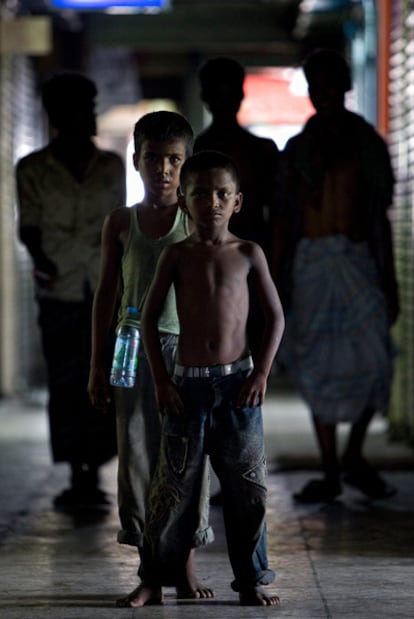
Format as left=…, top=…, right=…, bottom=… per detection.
left=388, top=0, right=414, bottom=444
left=0, top=54, right=47, bottom=395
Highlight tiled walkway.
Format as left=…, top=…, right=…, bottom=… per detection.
left=1, top=384, right=414, bottom=618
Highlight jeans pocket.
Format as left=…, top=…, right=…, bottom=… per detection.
left=166, top=434, right=189, bottom=476
left=242, top=457, right=267, bottom=492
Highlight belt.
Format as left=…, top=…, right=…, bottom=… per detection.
left=173, top=355, right=253, bottom=379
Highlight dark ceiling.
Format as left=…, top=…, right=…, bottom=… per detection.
left=14, top=0, right=361, bottom=108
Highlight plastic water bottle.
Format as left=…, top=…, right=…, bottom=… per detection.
left=110, top=307, right=140, bottom=388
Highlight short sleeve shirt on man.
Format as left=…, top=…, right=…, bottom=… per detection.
left=16, top=143, right=126, bottom=301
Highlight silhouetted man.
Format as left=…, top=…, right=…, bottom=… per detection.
left=275, top=49, right=399, bottom=503
left=195, top=57, right=280, bottom=257
left=16, top=73, right=126, bottom=508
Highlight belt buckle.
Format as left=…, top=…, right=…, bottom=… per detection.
left=222, top=364, right=233, bottom=376
left=199, top=367, right=210, bottom=378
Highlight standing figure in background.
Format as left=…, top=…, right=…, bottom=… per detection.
left=274, top=49, right=399, bottom=503
left=195, top=56, right=280, bottom=360
left=195, top=57, right=280, bottom=258
left=16, top=73, right=126, bottom=509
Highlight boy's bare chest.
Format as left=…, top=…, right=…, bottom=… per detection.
left=178, top=247, right=248, bottom=290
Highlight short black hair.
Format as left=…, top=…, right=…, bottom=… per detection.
left=41, top=73, right=96, bottom=128
left=303, top=48, right=352, bottom=93
left=180, top=150, right=241, bottom=192
left=133, top=111, right=194, bottom=158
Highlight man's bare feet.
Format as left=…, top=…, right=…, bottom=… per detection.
left=115, top=583, right=163, bottom=608
left=239, top=585, right=280, bottom=606
left=175, top=548, right=215, bottom=599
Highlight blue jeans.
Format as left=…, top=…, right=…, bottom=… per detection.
left=115, top=334, right=213, bottom=551
left=143, top=368, right=275, bottom=592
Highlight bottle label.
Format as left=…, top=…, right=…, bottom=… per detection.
left=112, top=335, right=127, bottom=370
left=110, top=327, right=140, bottom=387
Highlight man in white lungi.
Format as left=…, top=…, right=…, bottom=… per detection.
left=275, top=49, right=399, bottom=502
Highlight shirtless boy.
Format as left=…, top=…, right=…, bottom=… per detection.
left=136, top=150, right=285, bottom=607
left=88, top=112, right=213, bottom=606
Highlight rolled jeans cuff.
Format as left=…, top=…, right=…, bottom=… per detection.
left=192, top=524, right=215, bottom=548
left=117, top=529, right=143, bottom=547
left=231, top=568, right=276, bottom=592
left=117, top=524, right=214, bottom=550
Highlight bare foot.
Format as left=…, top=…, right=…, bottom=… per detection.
left=239, top=585, right=280, bottom=606
left=115, top=583, right=163, bottom=608
left=175, top=548, right=215, bottom=599
left=176, top=580, right=215, bottom=599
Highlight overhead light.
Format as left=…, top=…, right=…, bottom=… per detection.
left=299, top=0, right=352, bottom=12
left=51, top=0, right=170, bottom=11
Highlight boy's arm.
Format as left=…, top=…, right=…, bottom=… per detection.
left=141, top=246, right=184, bottom=416
left=238, top=243, right=285, bottom=408
left=88, top=209, right=124, bottom=411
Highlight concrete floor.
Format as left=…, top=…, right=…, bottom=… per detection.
left=1, top=380, right=414, bottom=618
